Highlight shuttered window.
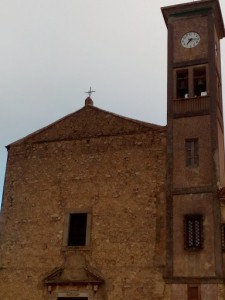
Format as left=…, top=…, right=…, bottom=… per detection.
left=185, top=139, right=199, bottom=167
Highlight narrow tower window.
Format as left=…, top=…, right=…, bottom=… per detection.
left=185, top=139, right=199, bottom=167
left=221, top=224, right=225, bottom=251
left=188, top=285, right=200, bottom=300
left=58, top=298, right=88, bottom=300
left=194, top=67, right=207, bottom=96
left=184, top=215, right=203, bottom=250
left=177, top=69, right=189, bottom=98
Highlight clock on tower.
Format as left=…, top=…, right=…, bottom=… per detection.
left=162, top=0, right=225, bottom=299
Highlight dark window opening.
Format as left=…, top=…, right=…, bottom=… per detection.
left=175, top=65, right=208, bottom=99
left=221, top=224, right=225, bottom=251
left=184, top=215, right=203, bottom=250
left=177, top=69, right=189, bottom=99
left=58, top=298, right=88, bottom=300
left=194, top=67, right=207, bottom=96
left=217, top=71, right=222, bottom=108
left=68, top=213, right=87, bottom=246
left=185, top=139, right=199, bottom=167
left=188, top=285, right=200, bottom=300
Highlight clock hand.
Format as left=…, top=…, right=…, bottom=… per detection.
left=187, top=38, right=193, bottom=45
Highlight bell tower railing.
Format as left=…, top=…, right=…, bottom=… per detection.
left=173, top=96, right=210, bottom=115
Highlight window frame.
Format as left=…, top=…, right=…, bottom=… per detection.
left=184, top=214, right=203, bottom=251
left=174, top=64, right=208, bottom=99
left=187, top=284, right=201, bottom=300
left=62, top=209, right=92, bottom=250
left=185, top=138, right=199, bottom=167
left=193, top=66, right=207, bottom=97
left=176, top=68, right=189, bottom=99
left=58, top=298, right=88, bottom=300
left=221, top=224, right=225, bottom=252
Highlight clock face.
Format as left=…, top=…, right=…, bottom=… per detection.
left=181, top=32, right=200, bottom=48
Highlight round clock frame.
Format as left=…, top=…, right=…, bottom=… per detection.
left=181, top=32, right=201, bottom=48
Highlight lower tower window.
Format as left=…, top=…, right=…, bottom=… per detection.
left=184, top=215, right=203, bottom=250
left=221, top=224, right=225, bottom=251
left=185, top=139, right=199, bottom=167
left=58, top=298, right=88, bottom=300
left=188, top=285, right=200, bottom=300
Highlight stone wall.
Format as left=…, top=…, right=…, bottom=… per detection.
left=0, top=109, right=167, bottom=300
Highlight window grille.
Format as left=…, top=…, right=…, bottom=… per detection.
left=184, top=215, right=203, bottom=250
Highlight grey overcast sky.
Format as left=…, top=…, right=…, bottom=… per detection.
left=0, top=0, right=225, bottom=202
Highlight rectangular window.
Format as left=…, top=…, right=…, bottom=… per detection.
left=185, top=139, right=199, bottom=167
left=184, top=215, right=203, bottom=250
left=194, top=67, right=207, bottom=96
left=188, top=285, right=200, bottom=300
left=68, top=213, right=88, bottom=246
left=62, top=210, right=91, bottom=250
left=175, top=65, right=208, bottom=99
left=176, top=69, right=189, bottom=99
left=221, top=224, right=225, bottom=251
left=58, top=298, right=88, bottom=300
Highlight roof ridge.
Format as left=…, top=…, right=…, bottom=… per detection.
left=7, top=104, right=165, bottom=148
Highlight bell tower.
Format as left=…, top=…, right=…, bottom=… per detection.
left=162, top=0, right=225, bottom=299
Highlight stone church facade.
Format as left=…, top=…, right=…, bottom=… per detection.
left=1, top=1, right=225, bottom=299
left=0, top=101, right=167, bottom=299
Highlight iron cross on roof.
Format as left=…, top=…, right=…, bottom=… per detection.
left=85, top=87, right=96, bottom=97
